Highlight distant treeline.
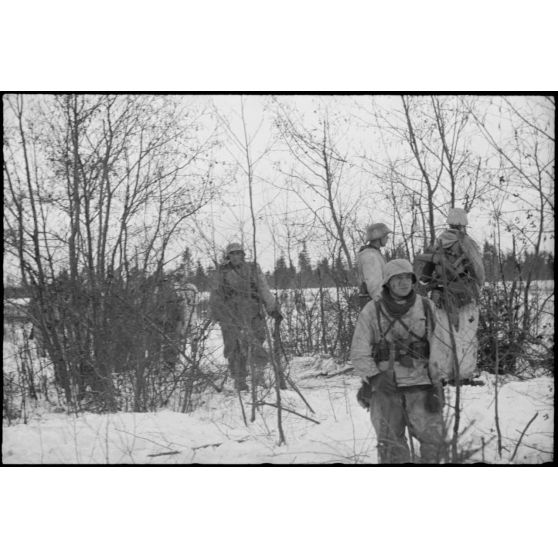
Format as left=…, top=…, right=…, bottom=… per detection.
left=264, top=244, right=554, bottom=289
left=4, top=244, right=554, bottom=298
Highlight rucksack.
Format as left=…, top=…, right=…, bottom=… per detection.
left=434, top=230, right=471, bottom=280
left=416, top=230, right=478, bottom=307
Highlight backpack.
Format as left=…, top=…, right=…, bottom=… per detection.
left=434, top=230, right=471, bottom=279
left=417, top=230, right=478, bottom=307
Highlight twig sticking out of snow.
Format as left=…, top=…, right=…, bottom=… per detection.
left=258, top=402, right=321, bottom=425
left=283, top=373, right=316, bottom=414
left=510, top=412, right=539, bottom=462
left=147, top=450, right=181, bottom=457
left=192, top=438, right=249, bottom=451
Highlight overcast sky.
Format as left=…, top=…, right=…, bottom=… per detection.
left=183, top=94, right=554, bottom=272
left=3, top=94, right=553, bottom=280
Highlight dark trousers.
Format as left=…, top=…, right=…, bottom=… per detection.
left=370, top=386, right=445, bottom=464
left=221, top=315, right=269, bottom=380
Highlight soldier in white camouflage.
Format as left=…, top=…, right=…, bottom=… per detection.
left=355, top=222, right=392, bottom=408
left=351, top=259, right=446, bottom=464
left=356, top=223, right=392, bottom=310
left=416, top=208, right=485, bottom=384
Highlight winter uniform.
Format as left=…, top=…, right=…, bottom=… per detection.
left=420, top=209, right=485, bottom=382
left=210, top=244, right=281, bottom=389
left=356, top=223, right=391, bottom=309
left=351, top=259, right=446, bottom=464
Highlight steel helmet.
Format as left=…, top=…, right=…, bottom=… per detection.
left=225, top=242, right=244, bottom=256
left=366, top=223, right=392, bottom=241
left=382, top=258, right=417, bottom=286
left=447, top=208, right=468, bottom=226
left=183, top=282, right=198, bottom=293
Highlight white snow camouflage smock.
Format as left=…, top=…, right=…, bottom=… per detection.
left=427, top=229, right=484, bottom=381
left=356, top=246, right=386, bottom=301
left=350, top=295, right=442, bottom=387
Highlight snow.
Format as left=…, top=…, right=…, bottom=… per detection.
left=2, top=354, right=553, bottom=464
left=2, top=282, right=554, bottom=464
left=447, top=372, right=554, bottom=463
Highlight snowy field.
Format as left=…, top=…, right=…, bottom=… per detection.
left=2, top=350, right=553, bottom=464
left=3, top=280, right=554, bottom=464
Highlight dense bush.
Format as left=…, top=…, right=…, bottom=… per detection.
left=276, top=282, right=360, bottom=362
left=478, top=281, right=554, bottom=377
left=27, top=269, right=201, bottom=412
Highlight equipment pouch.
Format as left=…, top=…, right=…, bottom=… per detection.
left=409, top=340, right=430, bottom=360
left=374, top=340, right=390, bottom=363
left=359, top=281, right=369, bottom=297
left=398, top=353, right=414, bottom=367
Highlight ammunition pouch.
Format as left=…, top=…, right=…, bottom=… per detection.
left=373, top=337, right=430, bottom=369
left=373, top=340, right=390, bottom=364
left=408, top=339, right=430, bottom=360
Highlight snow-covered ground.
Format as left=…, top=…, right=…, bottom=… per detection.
left=3, top=280, right=554, bottom=464
left=2, top=353, right=553, bottom=464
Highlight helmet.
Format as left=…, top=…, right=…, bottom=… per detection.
left=225, top=242, right=244, bottom=256
left=447, top=208, right=468, bottom=226
left=183, top=282, right=198, bottom=293
left=382, top=258, right=417, bottom=286
left=366, top=223, right=392, bottom=241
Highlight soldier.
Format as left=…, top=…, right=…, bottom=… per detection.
left=210, top=242, right=283, bottom=391
left=351, top=259, right=446, bottom=464
left=417, top=208, right=485, bottom=383
left=356, top=223, right=392, bottom=310
left=355, top=222, right=392, bottom=409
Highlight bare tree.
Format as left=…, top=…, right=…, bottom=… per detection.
left=357, top=95, right=491, bottom=253
left=467, top=95, right=554, bottom=333
left=274, top=99, right=359, bottom=273
left=4, top=94, right=219, bottom=411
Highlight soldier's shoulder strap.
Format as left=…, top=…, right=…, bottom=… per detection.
left=376, top=297, right=432, bottom=340
left=374, top=300, right=396, bottom=349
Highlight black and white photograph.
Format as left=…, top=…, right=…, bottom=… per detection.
left=2, top=93, right=554, bottom=465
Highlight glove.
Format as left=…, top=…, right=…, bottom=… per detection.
left=370, top=372, right=398, bottom=395
left=269, top=309, right=283, bottom=321
left=356, top=377, right=373, bottom=410
left=425, top=383, right=445, bottom=413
